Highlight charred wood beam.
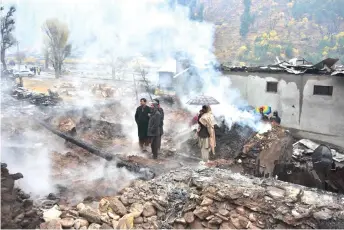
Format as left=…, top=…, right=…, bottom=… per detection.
left=34, top=118, right=155, bottom=180
left=35, top=118, right=114, bottom=161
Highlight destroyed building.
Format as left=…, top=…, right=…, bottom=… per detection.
left=220, top=57, right=344, bottom=148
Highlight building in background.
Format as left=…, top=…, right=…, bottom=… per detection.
left=221, top=60, right=344, bottom=147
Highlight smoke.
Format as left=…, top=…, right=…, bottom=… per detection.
left=5, top=0, right=269, bottom=132
left=1, top=0, right=271, bottom=200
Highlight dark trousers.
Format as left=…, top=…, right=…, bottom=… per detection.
left=139, top=137, right=150, bottom=150
left=150, top=135, right=161, bottom=159
left=157, top=135, right=162, bottom=151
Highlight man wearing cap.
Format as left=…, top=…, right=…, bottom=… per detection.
left=153, top=98, right=164, bottom=153
left=148, top=102, right=162, bottom=159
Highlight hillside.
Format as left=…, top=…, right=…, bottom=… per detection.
left=201, top=0, right=344, bottom=65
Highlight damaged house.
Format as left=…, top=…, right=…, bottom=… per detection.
left=221, top=57, right=344, bottom=148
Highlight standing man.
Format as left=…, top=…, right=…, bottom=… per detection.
left=148, top=102, right=162, bottom=159
left=135, top=98, right=151, bottom=152
left=153, top=99, right=164, bottom=153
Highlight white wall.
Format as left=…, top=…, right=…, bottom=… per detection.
left=225, top=73, right=344, bottom=146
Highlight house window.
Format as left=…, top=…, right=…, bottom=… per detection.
left=266, top=82, right=278, bottom=93
left=313, top=85, right=333, bottom=96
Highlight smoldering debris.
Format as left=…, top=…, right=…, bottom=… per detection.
left=11, top=87, right=62, bottom=106
left=238, top=125, right=344, bottom=194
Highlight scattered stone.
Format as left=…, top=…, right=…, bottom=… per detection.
left=98, top=199, right=109, bottom=213
left=43, top=205, right=62, bottom=222
left=108, top=211, right=120, bottom=220
left=220, top=221, right=237, bottom=229
left=215, top=213, right=229, bottom=221
left=189, top=218, right=203, bottom=229
left=236, top=206, right=245, bottom=215
left=249, top=213, right=257, bottom=222
left=219, top=208, right=229, bottom=217
left=175, top=217, right=186, bottom=224
left=59, top=218, right=74, bottom=228
left=201, top=197, right=214, bottom=206
left=79, top=208, right=102, bottom=224
left=40, top=219, right=62, bottom=229
left=77, top=203, right=86, bottom=211
left=100, top=223, right=112, bottom=229
left=142, top=202, right=156, bottom=217
left=267, top=186, right=285, bottom=199
left=206, top=214, right=215, bottom=221
left=108, top=197, right=127, bottom=216
left=88, top=223, right=101, bottom=229
left=134, top=216, right=144, bottom=224
left=74, top=219, right=89, bottom=229
left=209, top=216, right=223, bottom=225
left=112, top=220, right=119, bottom=229
left=313, top=208, right=332, bottom=220
left=151, top=200, right=165, bottom=211
left=129, top=203, right=144, bottom=217
left=100, top=214, right=112, bottom=224
left=117, top=213, right=135, bottom=229
left=184, top=212, right=195, bottom=223
left=193, top=206, right=210, bottom=220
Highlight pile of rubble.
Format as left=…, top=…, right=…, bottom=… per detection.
left=1, top=163, right=43, bottom=229
left=182, top=123, right=256, bottom=160
left=12, top=87, right=62, bottom=106
left=40, top=167, right=344, bottom=229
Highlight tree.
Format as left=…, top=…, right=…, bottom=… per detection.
left=1, top=6, right=16, bottom=70
left=240, top=0, right=253, bottom=38
left=16, top=51, right=26, bottom=67
left=42, top=18, right=71, bottom=78
left=104, top=50, right=128, bottom=80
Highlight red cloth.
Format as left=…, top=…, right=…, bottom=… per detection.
left=190, top=114, right=198, bottom=126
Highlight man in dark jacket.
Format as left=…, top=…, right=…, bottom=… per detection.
left=270, top=111, right=281, bottom=125
left=135, top=98, right=151, bottom=151
left=148, top=102, right=162, bottom=159
left=154, top=99, right=164, bottom=152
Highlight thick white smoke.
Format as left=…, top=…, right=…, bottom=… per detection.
left=1, top=0, right=270, bottom=200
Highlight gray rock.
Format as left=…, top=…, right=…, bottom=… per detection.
left=208, top=216, right=223, bottom=225
left=134, top=217, right=144, bottom=224
left=142, top=202, right=156, bottom=217
left=267, top=186, right=285, bottom=199
left=313, top=209, right=332, bottom=220
left=40, top=219, right=62, bottom=229
left=129, top=203, right=144, bottom=217
left=100, top=223, right=112, bottom=229
left=74, top=218, right=89, bottom=229
left=193, top=206, right=210, bottom=220
left=108, top=197, right=127, bottom=216
left=184, top=212, right=195, bottom=223
left=59, top=218, right=74, bottom=228
left=218, top=208, right=229, bottom=217
left=201, top=197, right=214, bottom=206
left=79, top=208, right=102, bottom=224
left=88, top=223, right=101, bottom=229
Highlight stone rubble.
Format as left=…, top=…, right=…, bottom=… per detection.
left=39, top=167, right=344, bottom=229
left=1, top=163, right=43, bottom=229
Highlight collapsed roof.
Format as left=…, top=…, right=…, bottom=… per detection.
left=221, top=57, right=344, bottom=76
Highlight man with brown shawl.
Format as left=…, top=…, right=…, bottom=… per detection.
left=197, top=105, right=216, bottom=162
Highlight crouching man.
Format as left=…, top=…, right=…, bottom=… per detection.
left=148, top=102, right=162, bottom=159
